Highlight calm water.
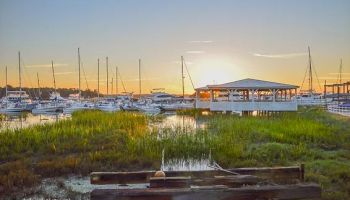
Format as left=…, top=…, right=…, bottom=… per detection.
left=0, top=113, right=70, bottom=130
left=0, top=111, right=206, bottom=131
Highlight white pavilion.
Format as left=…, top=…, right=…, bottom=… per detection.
left=195, top=78, right=299, bottom=113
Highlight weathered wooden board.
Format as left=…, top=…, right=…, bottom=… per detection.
left=91, top=183, right=321, bottom=200
left=90, top=165, right=303, bottom=185
left=149, top=176, right=191, bottom=188
left=192, top=175, right=262, bottom=187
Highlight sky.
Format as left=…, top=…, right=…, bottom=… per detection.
left=0, top=0, right=350, bottom=94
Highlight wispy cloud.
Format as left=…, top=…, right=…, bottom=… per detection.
left=186, top=51, right=205, bottom=54
left=188, top=40, right=213, bottom=43
left=252, top=52, right=307, bottom=58
left=25, top=63, right=69, bottom=68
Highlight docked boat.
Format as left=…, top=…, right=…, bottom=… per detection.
left=134, top=103, right=161, bottom=114
left=95, top=101, right=120, bottom=112
left=32, top=102, right=65, bottom=114
left=159, top=101, right=194, bottom=111
left=63, top=101, right=94, bottom=114
left=0, top=102, right=27, bottom=113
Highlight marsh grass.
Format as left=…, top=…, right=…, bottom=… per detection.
left=0, top=107, right=349, bottom=199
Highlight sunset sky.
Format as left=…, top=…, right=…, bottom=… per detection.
left=0, top=0, right=349, bottom=94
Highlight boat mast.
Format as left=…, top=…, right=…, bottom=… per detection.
left=308, top=46, right=313, bottom=94
left=78, top=48, right=81, bottom=101
left=19, top=51, right=22, bottom=102
left=37, top=72, right=41, bottom=100
left=51, top=61, right=57, bottom=93
left=339, top=59, right=343, bottom=84
left=111, top=77, right=114, bottom=95
left=5, top=66, right=8, bottom=107
left=139, top=59, right=141, bottom=98
left=181, top=56, right=185, bottom=101
left=116, top=66, right=118, bottom=95
left=97, top=58, right=100, bottom=100
left=106, top=56, right=109, bottom=95
left=5, top=66, right=8, bottom=98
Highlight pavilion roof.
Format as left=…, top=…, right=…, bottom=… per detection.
left=196, top=78, right=299, bottom=90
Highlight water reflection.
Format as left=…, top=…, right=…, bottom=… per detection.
left=0, top=112, right=69, bottom=130
left=152, top=114, right=207, bottom=133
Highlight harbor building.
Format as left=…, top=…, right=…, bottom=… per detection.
left=195, top=78, right=299, bottom=113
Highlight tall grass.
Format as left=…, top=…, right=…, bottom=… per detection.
left=0, top=108, right=349, bottom=199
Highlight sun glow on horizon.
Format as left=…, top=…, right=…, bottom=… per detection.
left=190, top=56, right=244, bottom=87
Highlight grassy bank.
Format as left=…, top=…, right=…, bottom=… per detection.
left=0, top=108, right=349, bottom=199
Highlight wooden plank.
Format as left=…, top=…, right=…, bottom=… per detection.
left=150, top=176, right=191, bottom=188
left=90, top=165, right=302, bottom=185
left=91, top=183, right=321, bottom=200
left=192, top=175, right=261, bottom=187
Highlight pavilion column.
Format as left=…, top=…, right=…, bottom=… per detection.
left=210, top=90, right=214, bottom=102
left=272, top=89, right=276, bottom=102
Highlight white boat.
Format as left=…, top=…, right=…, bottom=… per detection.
left=135, top=103, right=161, bottom=114
left=297, top=47, right=330, bottom=106
left=0, top=102, right=26, bottom=113
left=32, top=102, right=65, bottom=114
left=63, top=101, right=94, bottom=114
left=95, top=101, right=120, bottom=112
left=159, top=102, right=194, bottom=111
left=295, top=92, right=328, bottom=106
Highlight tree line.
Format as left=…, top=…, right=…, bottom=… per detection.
left=0, top=85, right=100, bottom=99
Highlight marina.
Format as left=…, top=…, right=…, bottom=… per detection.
left=1, top=0, right=350, bottom=199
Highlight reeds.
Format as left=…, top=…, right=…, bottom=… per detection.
left=0, top=107, right=349, bottom=199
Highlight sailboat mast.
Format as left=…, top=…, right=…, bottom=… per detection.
left=116, top=66, right=118, bottom=95
left=106, top=56, right=109, bottom=95
left=139, top=59, right=141, bottom=97
left=5, top=66, right=8, bottom=97
left=5, top=66, right=8, bottom=107
left=78, top=48, right=81, bottom=101
left=308, top=46, right=313, bottom=94
left=51, top=61, right=56, bottom=92
left=37, top=72, right=41, bottom=99
left=339, top=59, right=343, bottom=84
left=19, top=51, right=22, bottom=101
left=97, top=58, right=100, bottom=100
left=181, top=56, right=185, bottom=100
left=111, top=77, right=114, bottom=95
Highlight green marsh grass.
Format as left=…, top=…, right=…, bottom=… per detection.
left=0, top=107, right=349, bottom=199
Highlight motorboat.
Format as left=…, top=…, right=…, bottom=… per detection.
left=63, top=101, right=94, bottom=114
left=95, top=101, right=120, bottom=112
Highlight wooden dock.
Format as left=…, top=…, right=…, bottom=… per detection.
left=90, top=164, right=321, bottom=200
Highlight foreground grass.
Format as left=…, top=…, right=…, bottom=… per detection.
left=0, top=108, right=349, bottom=199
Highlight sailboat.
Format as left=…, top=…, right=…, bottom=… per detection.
left=0, top=52, right=31, bottom=113
left=296, top=47, right=329, bottom=106
left=32, top=61, right=65, bottom=114
left=131, top=59, right=161, bottom=114
left=95, top=56, right=120, bottom=112
left=63, top=48, right=94, bottom=114
left=159, top=56, right=194, bottom=111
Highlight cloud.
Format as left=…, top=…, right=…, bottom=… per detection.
left=252, top=52, right=307, bottom=58
left=188, top=40, right=213, bottom=43
left=25, top=63, right=69, bottom=68
left=186, top=51, right=205, bottom=54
